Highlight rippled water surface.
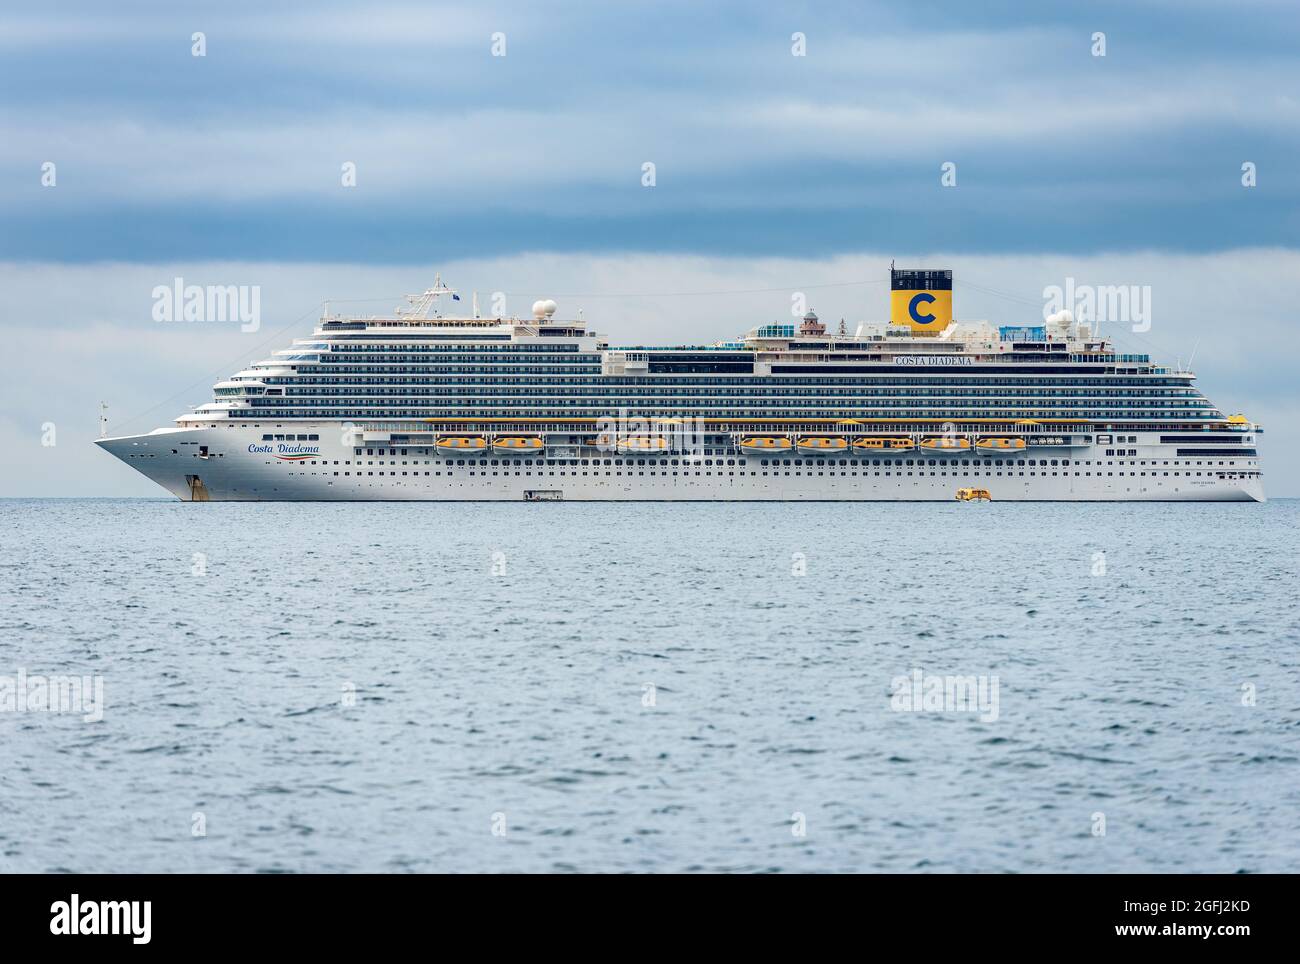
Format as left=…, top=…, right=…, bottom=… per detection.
left=1, top=498, right=1298, bottom=873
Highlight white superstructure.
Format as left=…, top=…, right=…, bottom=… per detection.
left=96, top=271, right=1264, bottom=502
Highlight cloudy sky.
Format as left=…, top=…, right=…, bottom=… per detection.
left=3, top=0, right=1297, bottom=495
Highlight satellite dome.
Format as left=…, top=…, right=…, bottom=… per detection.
left=532, top=299, right=558, bottom=319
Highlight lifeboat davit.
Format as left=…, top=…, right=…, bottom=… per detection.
left=796, top=436, right=848, bottom=456
left=617, top=436, right=669, bottom=454
left=739, top=436, right=792, bottom=456
left=436, top=436, right=487, bottom=457
left=493, top=436, right=545, bottom=456
left=975, top=437, right=1026, bottom=456
left=852, top=437, right=914, bottom=454
left=920, top=437, right=971, bottom=455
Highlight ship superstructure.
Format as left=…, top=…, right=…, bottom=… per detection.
left=96, top=269, right=1264, bottom=502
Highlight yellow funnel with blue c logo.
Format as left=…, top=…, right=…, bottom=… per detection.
left=890, top=268, right=952, bottom=333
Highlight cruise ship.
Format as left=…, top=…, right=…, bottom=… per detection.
left=96, top=268, right=1264, bottom=502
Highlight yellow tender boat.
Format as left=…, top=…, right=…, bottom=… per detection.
left=493, top=436, right=545, bottom=456
left=796, top=436, right=849, bottom=456
left=955, top=487, right=992, bottom=501
left=738, top=436, right=793, bottom=456
left=920, top=437, right=971, bottom=455
left=851, top=436, right=914, bottom=453
left=617, top=436, right=670, bottom=454
left=975, top=437, right=1027, bottom=455
left=435, top=436, right=488, bottom=456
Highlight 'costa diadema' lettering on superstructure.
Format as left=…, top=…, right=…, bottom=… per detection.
left=96, top=269, right=1264, bottom=502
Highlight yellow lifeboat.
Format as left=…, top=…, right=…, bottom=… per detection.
left=796, top=436, right=848, bottom=456
left=919, top=437, right=971, bottom=455
left=739, top=436, right=792, bottom=456
left=617, top=436, right=669, bottom=454
left=493, top=436, right=545, bottom=456
left=955, top=487, right=992, bottom=501
left=436, top=436, right=487, bottom=457
left=975, top=437, right=1026, bottom=456
left=851, top=437, right=914, bottom=453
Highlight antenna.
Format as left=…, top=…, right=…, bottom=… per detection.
left=1186, top=336, right=1202, bottom=373
left=395, top=272, right=458, bottom=320
left=472, top=291, right=480, bottom=319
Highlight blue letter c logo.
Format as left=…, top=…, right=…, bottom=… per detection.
left=909, top=292, right=936, bottom=324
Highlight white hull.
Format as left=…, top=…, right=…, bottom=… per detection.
left=97, top=422, right=1266, bottom=503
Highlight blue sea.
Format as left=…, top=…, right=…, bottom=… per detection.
left=1, top=498, right=1297, bottom=873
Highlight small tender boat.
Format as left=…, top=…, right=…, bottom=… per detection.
left=955, top=487, right=992, bottom=501
left=796, top=436, right=848, bottom=456
left=975, top=437, right=1026, bottom=455
left=738, top=436, right=793, bottom=456
left=493, top=436, right=545, bottom=456
left=617, top=436, right=669, bottom=454
left=919, top=437, right=970, bottom=455
left=436, top=436, right=488, bottom=456
left=852, top=437, right=914, bottom=453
